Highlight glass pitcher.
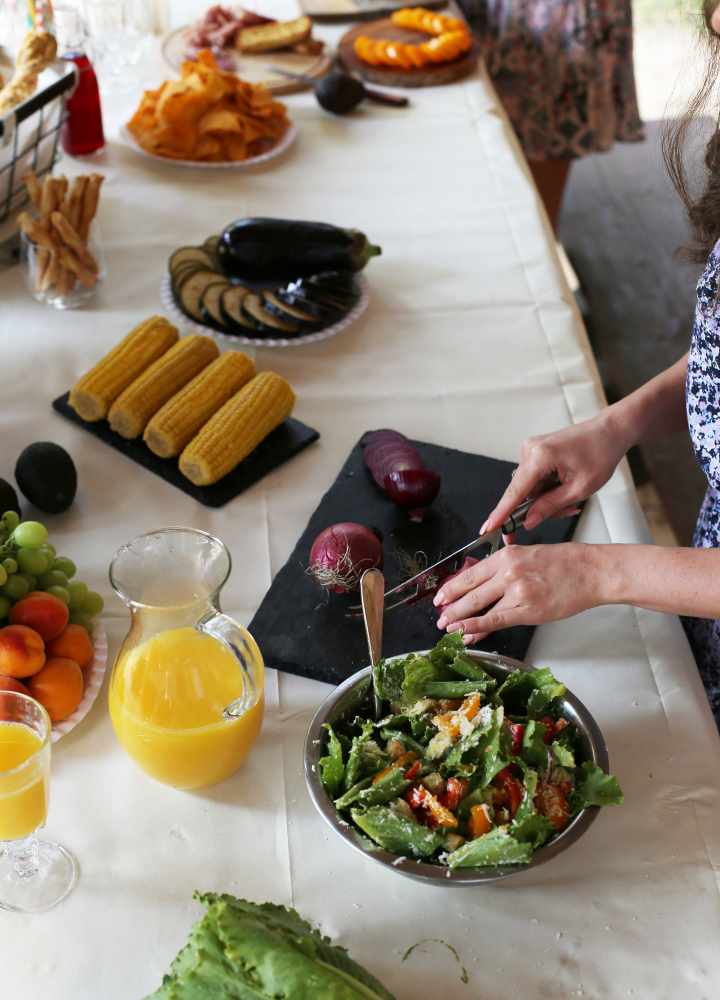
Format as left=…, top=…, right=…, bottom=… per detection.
left=108, top=527, right=264, bottom=790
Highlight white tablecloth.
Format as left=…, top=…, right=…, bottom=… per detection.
left=2, top=8, right=720, bottom=998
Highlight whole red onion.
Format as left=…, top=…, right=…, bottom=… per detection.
left=309, top=522, right=384, bottom=593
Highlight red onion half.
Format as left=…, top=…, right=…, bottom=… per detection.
left=385, top=469, right=441, bottom=523
left=309, top=522, right=384, bottom=594
left=362, top=429, right=441, bottom=521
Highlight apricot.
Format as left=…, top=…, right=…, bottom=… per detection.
left=0, top=674, right=30, bottom=696
left=45, top=624, right=94, bottom=671
left=0, top=624, right=46, bottom=678
left=27, top=657, right=83, bottom=722
left=9, top=591, right=69, bottom=642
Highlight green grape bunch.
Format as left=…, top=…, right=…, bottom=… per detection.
left=0, top=511, right=104, bottom=632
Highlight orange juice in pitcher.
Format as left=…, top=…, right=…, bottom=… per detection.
left=109, top=528, right=264, bottom=790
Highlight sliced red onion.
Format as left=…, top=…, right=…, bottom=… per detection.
left=309, top=522, right=384, bottom=594
left=362, top=429, right=424, bottom=489
left=384, top=469, right=441, bottom=522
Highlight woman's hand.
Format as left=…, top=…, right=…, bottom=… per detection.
left=434, top=543, right=605, bottom=643
left=481, top=413, right=630, bottom=541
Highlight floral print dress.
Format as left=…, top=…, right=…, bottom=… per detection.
left=459, top=0, right=645, bottom=160
left=685, top=238, right=720, bottom=727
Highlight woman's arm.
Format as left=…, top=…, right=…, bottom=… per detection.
left=484, top=353, right=690, bottom=534
left=434, top=541, right=720, bottom=642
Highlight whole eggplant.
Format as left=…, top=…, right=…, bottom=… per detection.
left=217, top=218, right=381, bottom=283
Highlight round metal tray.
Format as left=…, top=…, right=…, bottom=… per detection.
left=304, top=649, right=609, bottom=886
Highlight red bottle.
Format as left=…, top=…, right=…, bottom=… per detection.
left=57, top=14, right=105, bottom=157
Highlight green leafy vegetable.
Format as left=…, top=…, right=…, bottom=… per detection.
left=351, top=805, right=446, bottom=857
left=342, top=720, right=375, bottom=792
left=144, top=891, right=398, bottom=1000
left=319, top=724, right=345, bottom=797
left=498, top=666, right=565, bottom=715
left=424, top=680, right=493, bottom=699
left=401, top=655, right=443, bottom=709
left=334, top=777, right=374, bottom=810
left=447, top=828, right=533, bottom=868
left=374, top=657, right=404, bottom=702
left=510, top=813, right=555, bottom=848
left=552, top=741, right=576, bottom=770
left=570, top=762, right=625, bottom=814
left=427, top=630, right=466, bottom=667
left=350, top=767, right=411, bottom=809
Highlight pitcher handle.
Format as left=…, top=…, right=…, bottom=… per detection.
left=197, top=610, right=264, bottom=720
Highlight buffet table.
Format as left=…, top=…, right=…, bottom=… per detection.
left=2, top=6, right=720, bottom=998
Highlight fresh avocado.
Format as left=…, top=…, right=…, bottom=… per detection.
left=0, top=479, right=21, bottom=517
left=15, top=442, right=77, bottom=514
left=315, top=72, right=366, bottom=115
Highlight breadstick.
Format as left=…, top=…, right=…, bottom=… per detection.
left=77, top=173, right=103, bottom=239
left=34, top=248, right=49, bottom=291
left=59, top=247, right=97, bottom=288
left=39, top=252, right=61, bottom=293
left=55, top=174, right=68, bottom=205
left=67, top=176, right=86, bottom=230
left=16, top=212, right=55, bottom=250
left=54, top=266, right=76, bottom=298
left=39, top=174, right=56, bottom=230
left=22, top=170, right=42, bottom=208
left=50, top=211, right=98, bottom=273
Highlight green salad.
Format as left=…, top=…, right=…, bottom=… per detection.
left=319, top=632, right=624, bottom=868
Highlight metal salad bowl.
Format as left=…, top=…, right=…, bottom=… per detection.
left=304, top=649, right=609, bottom=886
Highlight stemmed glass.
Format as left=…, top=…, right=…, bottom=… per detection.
left=80, top=0, right=152, bottom=92
left=0, top=692, right=76, bottom=912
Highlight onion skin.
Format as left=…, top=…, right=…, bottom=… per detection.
left=384, top=469, right=441, bottom=522
left=309, top=522, right=384, bottom=594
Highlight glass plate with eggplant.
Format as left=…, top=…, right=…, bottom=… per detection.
left=161, top=218, right=379, bottom=346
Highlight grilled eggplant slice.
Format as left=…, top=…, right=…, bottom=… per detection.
left=200, top=282, right=233, bottom=332
left=169, top=246, right=220, bottom=274
left=261, top=291, right=322, bottom=331
left=220, top=286, right=256, bottom=332
left=275, top=286, right=340, bottom=322
left=241, top=293, right=298, bottom=336
left=177, top=272, right=228, bottom=323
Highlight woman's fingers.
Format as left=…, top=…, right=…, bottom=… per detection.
left=480, top=457, right=546, bottom=535
left=521, top=481, right=585, bottom=532
left=445, top=596, right=527, bottom=638
left=433, top=551, right=498, bottom=609
left=437, top=573, right=505, bottom=628
left=550, top=505, right=581, bottom=521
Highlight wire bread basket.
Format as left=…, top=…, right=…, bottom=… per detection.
left=0, top=56, right=76, bottom=260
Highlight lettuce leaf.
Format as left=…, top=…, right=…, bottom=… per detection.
left=342, top=720, right=375, bottom=792
left=348, top=766, right=411, bottom=809
left=570, top=762, right=625, bottom=814
left=510, top=813, right=555, bottom=849
left=374, top=657, right=405, bottom=702
left=351, top=805, right=446, bottom=857
left=498, top=667, right=565, bottom=715
left=144, top=892, right=398, bottom=1000
left=447, top=828, right=533, bottom=868
left=401, top=655, right=443, bottom=709
left=319, top=724, right=345, bottom=797
left=424, top=680, right=492, bottom=699
left=427, top=630, right=466, bottom=667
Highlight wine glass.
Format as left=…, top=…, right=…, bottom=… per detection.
left=0, top=692, right=76, bottom=912
left=80, top=0, right=152, bottom=92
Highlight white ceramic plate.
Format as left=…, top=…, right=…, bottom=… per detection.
left=119, top=120, right=297, bottom=170
left=50, top=620, right=108, bottom=743
left=160, top=271, right=371, bottom=348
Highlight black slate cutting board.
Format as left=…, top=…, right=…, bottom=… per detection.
left=249, top=436, right=581, bottom=685
left=52, top=392, right=320, bottom=508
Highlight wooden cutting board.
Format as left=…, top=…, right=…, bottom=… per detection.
left=338, top=17, right=477, bottom=87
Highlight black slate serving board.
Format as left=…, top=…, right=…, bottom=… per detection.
left=52, top=392, right=320, bottom=508
left=249, top=436, right=581, bottom=685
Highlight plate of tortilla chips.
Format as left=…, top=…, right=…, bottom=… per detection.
left=123, top=49, right=295, bottom=166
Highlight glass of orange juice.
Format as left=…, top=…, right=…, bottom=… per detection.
left=108, top=527, right=265, bottom=790
left=0, top=691, right=76, bottom=912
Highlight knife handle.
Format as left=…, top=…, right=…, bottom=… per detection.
left=500, top=497, right=537, bottom=535
left=363, top=87, right=409, bottom=107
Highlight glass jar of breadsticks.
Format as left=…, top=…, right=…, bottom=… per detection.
left=17, top=172, right=106, bottom=309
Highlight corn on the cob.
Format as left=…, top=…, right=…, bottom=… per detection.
left=144, top=350, right=256, bottom=458
left=179, top=371, right=295, bottom=486
left=69, top=317, right=178, bottom=421
left=108, top=334, right=219, bottom=439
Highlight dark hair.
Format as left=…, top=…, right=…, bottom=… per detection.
left=663, top=1, right=720, bottom=264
